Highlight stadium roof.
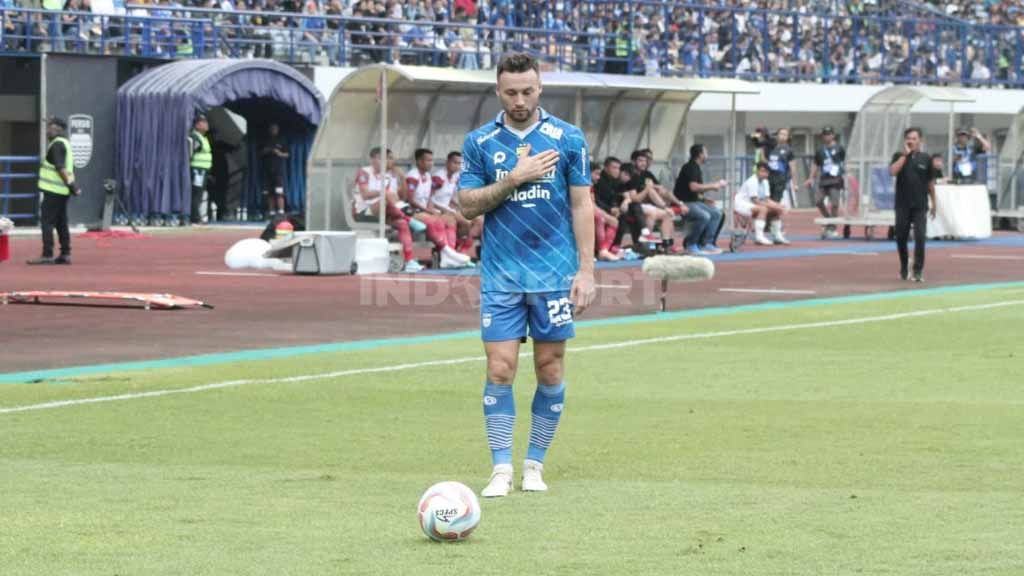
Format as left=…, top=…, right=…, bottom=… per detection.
left=862, top=85, right=975, bottom=107
left=307, top=64, right=758, bottom=232
left=327, top=64, right=760, bottom=102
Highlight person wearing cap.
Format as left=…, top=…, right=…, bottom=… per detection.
left=951, top=127, right=990, bottom=184
left=189, top=113, right=213, bottom=224
left=763, top=127, right=794, bottom=244
left=27, top=117, right=79, bottom=265
left=804, top=126, right=847, bottom=239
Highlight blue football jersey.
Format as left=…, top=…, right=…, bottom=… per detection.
left=460, top=108, right=590, bottom=293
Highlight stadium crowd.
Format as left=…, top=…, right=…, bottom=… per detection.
left=1, top=0, right=1022, bottom=85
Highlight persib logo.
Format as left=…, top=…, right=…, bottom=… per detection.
left=68, top=114, right=93, bottom=169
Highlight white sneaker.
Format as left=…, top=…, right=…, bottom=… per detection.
left=481, top=464, right=514, bottom=498
left=754, top=233, right=773, bottom=245
left=770, top=221, right=790, bottom=245
left=403, top=259, right=425, bottom=273
left=521, top=460, right=548, bottom=492
left=439, top=247, right=471, bottom=269
left=441, top=245, right=471, bottom=264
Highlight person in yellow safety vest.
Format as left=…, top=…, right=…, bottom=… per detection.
left=28, top=117, right=80, bottom=265
left=176, top=36, right=194, bottom=57
left=189, top=112, right=212, bottom=224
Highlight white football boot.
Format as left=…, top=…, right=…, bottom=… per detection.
left=481, top=464, right=514, bottom=498
left=753, top=220, right=772, bottom=245
left=440, top=245, right=472, bottom=268
left=770, top=220, right=791, bottom=245
left=521, top=460, right=548, bottom=492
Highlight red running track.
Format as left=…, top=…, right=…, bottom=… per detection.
left=1, top=212, right=1022, bottom=374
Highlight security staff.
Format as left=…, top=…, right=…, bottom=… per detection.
left=261, top=123, right=289, bottom=217
left=890, top=127, right=938, bottom=283
left=763, top=127, right=794, bottom=244
left=28, top=117, right=79, bottom=265
left=951, top=127, right=990, bottom=184
left=805, top=126, right=846, bottom=239
left=189, top=113, right=212, bottom=224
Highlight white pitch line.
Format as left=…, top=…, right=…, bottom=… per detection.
left=951, top=254, right=1024, bottom=261
left=196, top=271, right=280, bottom=277
left=719, top=288, right=817, bottom=295
left=595, top=284, right=631, bottom=290
left=2, top=299, right=1022, bottom=415
left=363, top=276, right=453, bottom=283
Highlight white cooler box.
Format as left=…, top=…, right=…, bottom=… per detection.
left=292, top=231, right=358, bottom=275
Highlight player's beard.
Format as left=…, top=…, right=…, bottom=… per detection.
left=506, top=105, right=535, bottom=124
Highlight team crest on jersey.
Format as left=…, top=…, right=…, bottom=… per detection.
left=539, top=123, right=563, bottom=140
left=516, top=144, right=530, bottom=158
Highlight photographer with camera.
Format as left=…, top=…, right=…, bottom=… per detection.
left=750, top=126, right=771, bottom=172
left=28, top=117, right=80, bottom=266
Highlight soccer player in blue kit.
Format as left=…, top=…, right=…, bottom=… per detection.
left=459, top=52, right=596, bottom=497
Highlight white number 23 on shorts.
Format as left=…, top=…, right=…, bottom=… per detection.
left=546, top=297, right=573, bottom=326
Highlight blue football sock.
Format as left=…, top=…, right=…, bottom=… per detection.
left=527, top=381, right=565, bottom=464
left=483, top=382, right=515, bottom=466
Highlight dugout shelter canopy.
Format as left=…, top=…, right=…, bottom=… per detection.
left=307, top=64, right=759, bottom=234
left=117, top=59, right=324, bottom=219
left=845, top=86, right=974, bottom=218
left=997, top=103, right=1024, bottom=212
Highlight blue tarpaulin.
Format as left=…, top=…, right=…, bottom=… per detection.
left=116, top=59, right=323, bottom=219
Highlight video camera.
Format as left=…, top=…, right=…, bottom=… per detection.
left=748, top=126, right=772, bottom=148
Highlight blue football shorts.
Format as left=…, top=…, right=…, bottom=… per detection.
left=480, top=291, right=575, bottom=342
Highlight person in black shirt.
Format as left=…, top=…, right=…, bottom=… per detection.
left=673, top=144, right=726, bottom=254
left=28, top=117, right=80, bottom=265
left=805, top=126, right=846, bottom=239
left=595, top=156, right=644, bottom=253
left=763, top=127, right=794, bottom=244
left=590, top=161, right=621, bottom=261
left=930, top=153, right=949, bottom=184
left=889, top=127, right=938, bottom=282
left=624, top=150, right=683, bottom=251
left=261, top=123, right=289, bottom=216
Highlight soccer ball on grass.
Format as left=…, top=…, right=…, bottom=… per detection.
left=417, top=481, right=481, bottom=542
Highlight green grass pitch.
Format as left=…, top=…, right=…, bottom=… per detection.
left=2, top=286, right=1023, bottom=575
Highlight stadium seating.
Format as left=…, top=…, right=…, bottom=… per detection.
left=1, top=0, right=1022, bottom=87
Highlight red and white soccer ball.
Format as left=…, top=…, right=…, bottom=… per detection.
left=417, top=481, right=481, bottom=542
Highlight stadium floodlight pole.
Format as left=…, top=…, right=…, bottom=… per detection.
left=379, top=67, right=387, bottom=240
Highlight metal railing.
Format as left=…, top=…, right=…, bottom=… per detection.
left=2, top=2, right=1022, bottom=85
left=0, top=156, right=40, bottom=224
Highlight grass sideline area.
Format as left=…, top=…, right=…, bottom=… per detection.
left=2, top=286, right=1023, bottom=575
